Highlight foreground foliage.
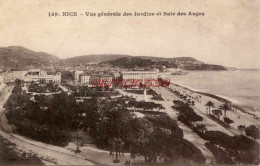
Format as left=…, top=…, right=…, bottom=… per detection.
left=0, top=135, right=43, bottom=165
left=5, top=83, right=206, bottom=164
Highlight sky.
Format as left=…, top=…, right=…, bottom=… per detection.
left=0, top=0, right=259, bottom=68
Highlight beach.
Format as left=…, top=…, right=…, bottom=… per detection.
left=168, top=83, right=260, bottom=130
left=160, top=70, right=260, bottom=118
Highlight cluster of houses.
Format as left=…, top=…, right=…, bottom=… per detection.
left=0, top=66, right=160, bottom=90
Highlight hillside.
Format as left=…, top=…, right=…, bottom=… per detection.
left=62, top=54, right=131, bottom=66
left=0, top=46, right=227, bottom=70
left=139, top=56, right=199, bottom=62
left=101, top=57, right=156, bottom=68
left=103, top=56, right=227, bottom=71
left=0, top=46, right=60, bottom=69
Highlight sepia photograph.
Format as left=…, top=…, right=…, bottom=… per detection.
left=0, top=0, right=259, bottom=165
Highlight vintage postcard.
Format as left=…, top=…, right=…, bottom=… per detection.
left=0, top=0, right=259, bottom=165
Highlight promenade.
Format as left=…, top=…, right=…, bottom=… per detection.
left=118, top=89, right=216, bottom=164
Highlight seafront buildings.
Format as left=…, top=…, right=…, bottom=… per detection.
left=73, top=68, right=160, bottom=88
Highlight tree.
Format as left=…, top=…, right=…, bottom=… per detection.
left=15, top=79, right=22, bottom=86
left=212, top=109, right=222, bottom=119
left=95, top=100, right=109, bottom=149
left=72, top=111, right=87, bottom=153
left=205, top=101, right=215, bottom=114
left=109, top=138, right=125, bottom=163
left=196, top=124, right=207, bottom=134
left=219, top=102, right=231, bottom=117
left=71, top=129, right=85, bottom=153
left=245, top=125, right=260, bottom=141
left=237, top=125, right=246, bottom=135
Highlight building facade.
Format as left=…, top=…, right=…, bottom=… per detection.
left=74, top=69, right=84, bottom=81
left=121, top=70, right=159, bottom=80
left=79, top=74, right=91, bottom=84
left=90, top=74, right=114, bottom=87
left=24, top=70, right=61, bottom=83
left=3, top=69, right=28, bottom=82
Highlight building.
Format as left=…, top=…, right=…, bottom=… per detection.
left=121, top=69, right=159, bottom=88
left=121, top=70, right=159, bottom=80
left=3, top=69, right=27, bottom=82
left=74, top=69, right=84, bottom=81
left=0, top=75, right=5, bottom=91
left=111, top=71, right=120, bottom=78
left=24, top=70, right=61, bottom=83
left=3, top=69, right=28, bottom=82
left=90, top=74, right=114, bottom=88
left=79, top=74, right=91, bottom=84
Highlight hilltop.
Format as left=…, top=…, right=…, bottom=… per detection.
left=0, top=46, right=59, bottom=69
left=102, top=56, right=227, bottom=71
left=62, top=54, right=131, bottom=66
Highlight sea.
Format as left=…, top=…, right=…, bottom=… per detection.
left=160, top=69, right=260, bottom=116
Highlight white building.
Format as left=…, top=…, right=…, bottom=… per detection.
left=74, top=69, right=84, bottom=81
left=24, top=70, right=61, bottom=83
left=121, top=70, right=159, bottom=80
left=3, top=69, right=28, bottom=82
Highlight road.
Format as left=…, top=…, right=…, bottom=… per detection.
left=0, top=85, right=95, bottom=165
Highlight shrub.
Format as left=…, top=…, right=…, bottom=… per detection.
left=205, top=142, right=233, bottom=164
left=0, top=135, right=43, bottom=165
left=208, top=114, right=230, bottom=128
left=175, top=104, right=203, bottom=123
left=203, top=131, right=232, bottom=147
left=173, top=100, right=186, bottom=106
left=224, top=117, right=234, bottom=124
left=245, top=125, right=260, bottom=141
left=151, top=94, right=164, bottom=101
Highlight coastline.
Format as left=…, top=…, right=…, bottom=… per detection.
left=169, top=82, right=259, bottom=119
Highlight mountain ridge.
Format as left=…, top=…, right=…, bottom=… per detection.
left=0, top=46, right=59, bottom=69
left=0, top=46, right=226, bottom=70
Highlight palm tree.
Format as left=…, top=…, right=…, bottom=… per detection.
left=212, top=109, right=222, bottom=119
left=237, top=125, right=245, bottom=135
left=96, top=102, right=109, bottom=149
left=109, top=138, right=125, bottom=163
left=196, top=124, right=207, bottom=134
left=220, top=102, right=231, bottom=117
left=205, top=101, right=215, bottom=114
